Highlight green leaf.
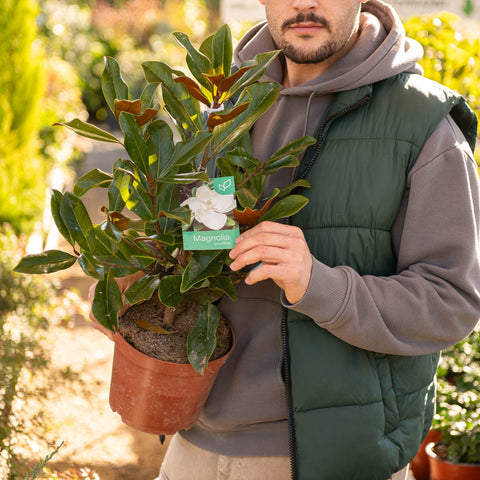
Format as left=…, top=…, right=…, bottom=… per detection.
left=174, top=31, right=212, bottom=73
left=147, top=120, right=174, bottom=179
left=124, top=274, right=161, bottom=305
left=74, top=169, right=113, bottom=197
left=207, top=276, right=237, bottom=301
left=142, top=61, right=202, bottom=135
left=211, top=82, right=280, bottom=156
left=266, top=135, right=316, bottom=163
left=181, top=250, right=227, bottom=292
left=163, top=206, right=191, bottom=224
left=268, top=179, right=310, bottom=200
left=140, top=82, right=159, bottom=110
left=212, top=24, right=232, bottom=76
left=115, top=169, right=155, bottom=221
left=119, top=112, right=149, bottom=174
left=78, top=252, right=105, bottom=279
left=14, top=250, right=77, bottom=274
left=158, top=275, right=184, bottom=308
left=92, top=271, right=123, bottom=331
left=174, top=31, right=212, bottom=90
left=187, top=303, right=220, bottom=374
left=261, top=154, right=299, bottom=175
left=108, top=181, right=126, bottom=212
left=260, top=195, right=309, bottom=223
left=53, top=119, right=121, bottom=144
left=171, top=131, right=212, bottom=169
left=160, top=171, right=209, bottom=185
left=224, top=147, right=261, bottom=169
left=50, top=189, right=75, bottom=247
left=60, top=192, right=96, bottom=251
left=236, top=186, right=260, bottom=210
left=221, top=51, right=280, bottom=102
left=102, top=56, right=129, bottom=113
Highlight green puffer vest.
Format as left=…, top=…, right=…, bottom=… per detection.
left=285, top=73, right=478, bottom=480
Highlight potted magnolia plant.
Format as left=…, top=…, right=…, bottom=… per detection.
left=425, top=323, right=480, bottom=479
left=15, top=25, right=315, bottom=435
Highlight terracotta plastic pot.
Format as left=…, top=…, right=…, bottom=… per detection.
left=109, top=330, right=234, bottom=435
left=427, top=442, right=480, bottom=480
left=410, top=429, right=442, bottom=480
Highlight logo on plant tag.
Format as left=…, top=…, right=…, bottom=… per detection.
left=181, top=176, right=239, bottom=250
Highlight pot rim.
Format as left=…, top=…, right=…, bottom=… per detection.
left=113, top=322, right=235, bottom=374
left=425, top=441, right=480, bottom=467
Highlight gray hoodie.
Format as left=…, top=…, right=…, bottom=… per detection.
left=180, top=0, right=480, bottom=457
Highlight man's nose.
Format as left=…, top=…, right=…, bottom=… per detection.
left=292, top=0, right=319, bottom=12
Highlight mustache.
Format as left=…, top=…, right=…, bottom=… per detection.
left=281, top=13, right=330, bottom=32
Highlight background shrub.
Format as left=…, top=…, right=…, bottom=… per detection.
left=0, top=0, right=47, bottom=233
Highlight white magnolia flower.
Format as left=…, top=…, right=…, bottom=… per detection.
left=181, top=185, right=236, bottom=230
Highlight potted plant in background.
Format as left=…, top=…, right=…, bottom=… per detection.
left=14, top=25, right=315, bottom=435
left=423, top=323, right=480, bottom=479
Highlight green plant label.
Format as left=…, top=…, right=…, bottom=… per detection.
left=181, top=176, right=239, bottom=250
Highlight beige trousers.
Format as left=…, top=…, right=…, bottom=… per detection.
left=159, top=433, right=410, bottom=480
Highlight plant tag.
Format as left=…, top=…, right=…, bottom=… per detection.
left=181, top=176, right=239, bottom=250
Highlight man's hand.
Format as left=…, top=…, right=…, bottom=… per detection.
left=88, top=271, right=145, bottom=340
left=229, top=221, right=312, bottom=304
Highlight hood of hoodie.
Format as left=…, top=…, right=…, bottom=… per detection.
left=234, top=0, right=423, bottom=96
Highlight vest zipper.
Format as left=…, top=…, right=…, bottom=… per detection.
left=282, top=92, right=372, bottom=480
left=298, top=93, right=372, bottom=181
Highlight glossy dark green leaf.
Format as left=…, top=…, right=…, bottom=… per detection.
left=171, top=131, right=211, bottom=169
left=119, top=112, right=149, bottom=174
left=211, top=24, right=232, bottom=76
left=54, top=119, right=121, bottom=144
left=174, top=31, right=212, bottom=90
left=115, top=171, right=155, bottom=221
left=14, top=250, right=77, bottom=274
left=158, top=275, right=184, bottom=308
left=211, top=82, right=280, bottom=156
left=78, top=252, right=105, bottom=279
left=74, top=169, right=113, bottom=197
left=268, top=179, right=310, bottom=200
left=187, top=303, right=220, bottom=374
left=221, top=51, right=280, bottom=102
left=147, top=119, right=174, bottom=179
left=102, top=56, right=129, bottom=113
left=181, top=250, right=227, bottom=293
left=108, top=181, right=126, bottom=212
left=140, top=82, right=159, bottom=110
left=124, top=274, right=161, bottom=305
left=207, top=276, right=237, bottom=301
left=142, top=61, right=202, bottom=135
left=160, top=171, right=209, bottom=185
left=174, top=32, right=212, bottom=73
left=50, top=189, right=75, bottom=247
left=92, top=271, right=123, bottom=331
left=215, top=157, right=244, bottom=186
left=261, top=155, right=299, bottom=175
left=224, top=147, right=260, bottom=169
left=266, top=135, right=316, bottom=163
left=235, top=187, right=259, bottom=210
left=260, top=195, right=309, bottom=223
left=60, top=192, right=96, bottom=252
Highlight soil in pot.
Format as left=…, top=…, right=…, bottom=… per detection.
left=118, top=294, right=232, bottom=363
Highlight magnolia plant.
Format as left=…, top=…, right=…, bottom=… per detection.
left=15, top=25, right=315, bottom=373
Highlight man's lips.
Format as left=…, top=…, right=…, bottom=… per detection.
left=287, top=23, right=325, bottom=34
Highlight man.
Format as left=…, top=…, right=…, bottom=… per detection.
left=139, top=0, right=480, bottom=479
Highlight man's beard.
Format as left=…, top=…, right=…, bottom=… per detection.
left=277, top=12, right=344, bottom=64
left=280, top=41, right=339, bottom=64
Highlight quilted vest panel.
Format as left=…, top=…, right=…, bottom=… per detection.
left=286, top=74, right=477, bottom=480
